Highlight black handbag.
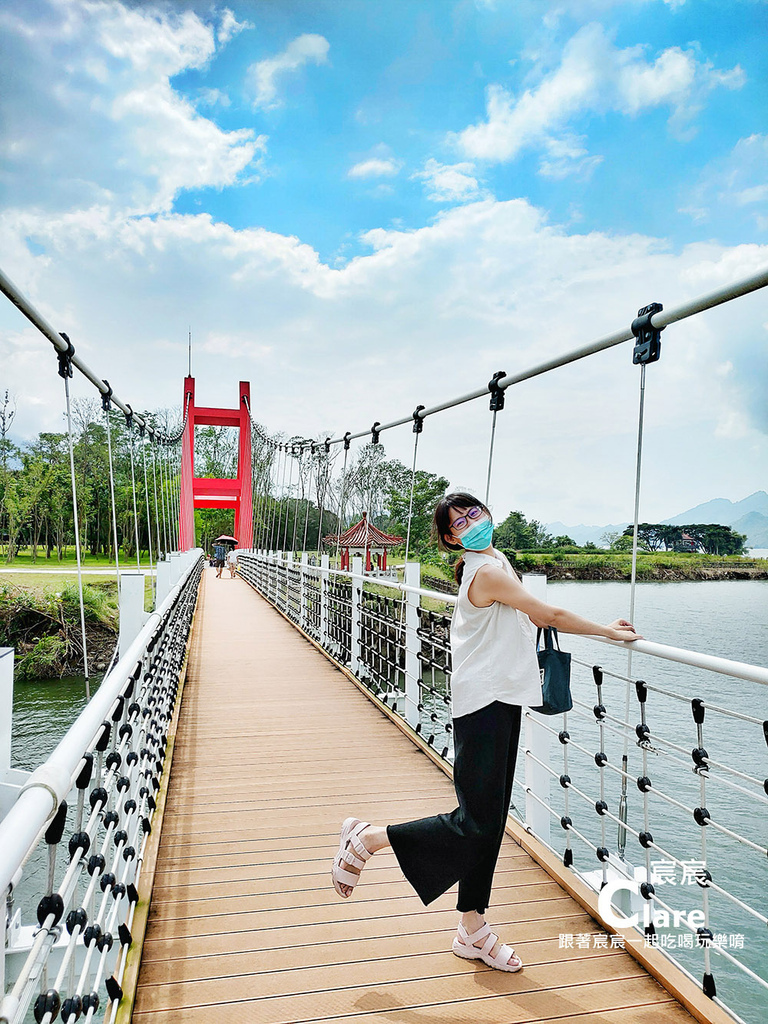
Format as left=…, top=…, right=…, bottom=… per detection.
left=531, top=627, right=572, bottom=714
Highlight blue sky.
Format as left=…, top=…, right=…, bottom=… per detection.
left=169, top=0, right=766, bottom=261
left=0, top=0, right=766, bottom=528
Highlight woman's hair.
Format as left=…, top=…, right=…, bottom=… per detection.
left=432, top=492, right=491, bottom=585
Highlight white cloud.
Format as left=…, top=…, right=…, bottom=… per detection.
left=3, top=198, right=765, bottom=525
left=455, top=23, right=744, bottom=168
left=217, top=8, right=251, bottom=45
left=348, top=158, right=402, bottom=180
left=538, top=134, right=603, bottom=180
left=0, top=0, right=262, bottom=215
left=0, top=3, right=764, bottom=526
left=412, top=160, right=488, bottom=203
left=197, top=87, right=231, bottom=109
left=681, top=134, right=768, bottom=230
left=248, top=33, right=330, bottom=110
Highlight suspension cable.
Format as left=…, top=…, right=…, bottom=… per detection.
left=485, top=372, right=505, bottom=506
left=140, top=430, right=154, bottom=579
left=253, top=434, right=264, bottom=552
left=101, top=385, right=120, bottom=595
left=159, top=442, right=171, bottom=554
left=335, top=435, right=351, bottom=567
left=253, top=441, right=266, bottom=550
left=268, top=444, right=283, bottom=552
left=125, top=410, right=141, bottom=570
left=301, top=446, right=316, bottom=554
left=149, top=434, right=162, bottom=560
left=58, top=336, right=90, bottom=698
left=291, top=447, right=304, bottom=552
left=316, top=441, right=335, bottom=559
left=402, top=407, right=424, bottom=567
left=281, top=449, right=295, bottom=551
left=151, top=441, right=166, bottom=558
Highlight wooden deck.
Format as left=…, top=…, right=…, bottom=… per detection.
left=126, top=568, right=731, bottom=1024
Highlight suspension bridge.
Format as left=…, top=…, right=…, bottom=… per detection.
left=1, top=264, right=767, bottom=1024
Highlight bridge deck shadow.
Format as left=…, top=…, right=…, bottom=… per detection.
left=130, top=568, right=719, bottom=1024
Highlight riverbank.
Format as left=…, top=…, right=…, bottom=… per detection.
left=0, top=579, right=118, bottom=678
left=504, top=552, right=768, bottom=581
left=422, top=552, right=768, bottom=591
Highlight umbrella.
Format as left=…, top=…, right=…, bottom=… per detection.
left=214, top=535, right=238, bottom=544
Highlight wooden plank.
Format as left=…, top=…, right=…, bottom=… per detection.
left=129, top=570, right=715, bottom=1024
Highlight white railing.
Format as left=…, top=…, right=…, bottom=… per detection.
left=0, top=550, right=204, bottom=1024
left=238, top=549, right=767, bottom=1024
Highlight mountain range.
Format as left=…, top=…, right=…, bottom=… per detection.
left=545, top=491, right=768, bottom=551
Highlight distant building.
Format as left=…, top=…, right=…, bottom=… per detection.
left=325, top=512, right=403, bottom=571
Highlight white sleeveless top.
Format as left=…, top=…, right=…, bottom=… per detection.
left=450, top=549, right=543, bottom=718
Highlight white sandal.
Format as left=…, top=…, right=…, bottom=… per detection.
left=331, top=817, right=372, bottom=898
left=452, top=921, right=523, bottom=972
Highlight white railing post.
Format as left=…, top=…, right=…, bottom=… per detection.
left=0, top=647, right=21, bottom=1005
left=404, top=562, right=420, bottom=728
left=284, top=550, right=292, bottom=614
left=300, top=552, right=308, bottom=629
left=118, top=572, right=148, bottom=658
left=350, top=555, right=363, bottom=674
left=521, top=572, right=551, bottom=846
left=0, top=648, right=12, bottom=778
left=155, top=556, right=171, bottom=606
left=169, top=551, right=182, bottom=587
left=0, top=647, right=28, bottom=831
left=320, top=554, right=329, bottom=647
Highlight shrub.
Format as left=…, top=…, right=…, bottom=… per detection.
left=16, top=635, right=69, bottom=679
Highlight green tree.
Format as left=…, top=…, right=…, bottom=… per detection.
left=386, top=470, right=450, bottom=553
left=495, top=510, right=553, bottom=549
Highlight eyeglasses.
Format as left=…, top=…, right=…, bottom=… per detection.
left=450, top=507, right=483, bottom=533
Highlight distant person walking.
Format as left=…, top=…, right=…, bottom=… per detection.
left=213, top=543, right=226, bottom=578
left=331, top=492, right=641, bottom=973
left=227, top=549, right=237, bottom=578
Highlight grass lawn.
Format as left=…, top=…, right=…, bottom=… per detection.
left=0, top=572, right=155, bottom=611
left=1, top=551, right=155, bottom=570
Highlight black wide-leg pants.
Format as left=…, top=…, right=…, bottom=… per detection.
left=386, top=700, right=522, bottom=913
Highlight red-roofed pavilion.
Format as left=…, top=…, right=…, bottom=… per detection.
left=327, top=512, right=403, bottom=572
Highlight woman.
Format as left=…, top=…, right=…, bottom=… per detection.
left=331, top=492, right=641, bottom=973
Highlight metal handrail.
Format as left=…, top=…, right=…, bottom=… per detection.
left=277, top=557, right=768, bottom=687
left=0, top=550, right=203, bottom=897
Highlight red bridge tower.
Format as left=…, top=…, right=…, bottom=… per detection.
left=178, top=377, right=253, bottom=551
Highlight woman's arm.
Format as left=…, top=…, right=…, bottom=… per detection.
left=469, top=564, right=642, bottom=643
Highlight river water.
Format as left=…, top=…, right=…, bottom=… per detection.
left=8, top=581, right=767, bottom=1021
left=536, top=580, right=767, bottom=1024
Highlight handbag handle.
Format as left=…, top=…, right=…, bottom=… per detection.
left=536, top=626, right=561, bottom=652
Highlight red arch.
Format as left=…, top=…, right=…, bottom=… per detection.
left=178, top=377, right=253, bottom=551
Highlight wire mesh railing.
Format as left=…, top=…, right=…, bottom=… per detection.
left=0, top=551, right=204, bottom=1024
left=237, top=549, right=767, bottom=1024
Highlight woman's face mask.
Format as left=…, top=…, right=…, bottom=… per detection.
left=456, top=515, right=494, bottom=551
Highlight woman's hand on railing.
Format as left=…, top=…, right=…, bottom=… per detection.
left=606, top=618, right=643, bottom=642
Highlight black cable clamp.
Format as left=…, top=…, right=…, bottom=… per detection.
left=101, top=379, right=113, bottom=412
left=488, top=370, right=506, bottom=411
left=631, top=302, right=664, bottom=365
left=412, top=405, right=425, bottom=434
left=124, top=404, right=134, bottom=430
left=57, top=332, right=75, bottom=379
left=371, top=421, right=381, bottom=445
